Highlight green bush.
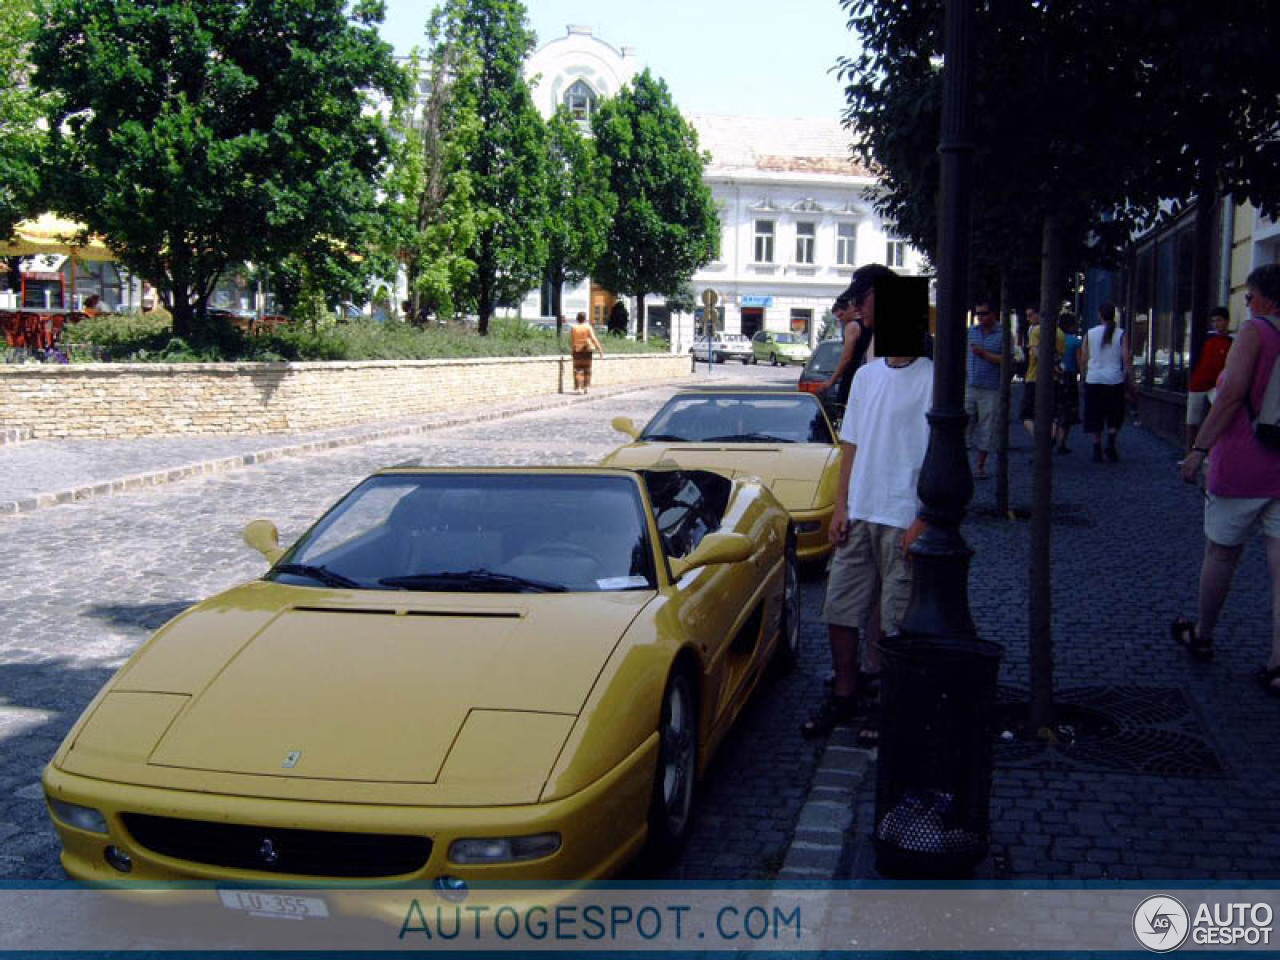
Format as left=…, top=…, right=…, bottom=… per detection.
left=61, top=314, right=670, bottom=362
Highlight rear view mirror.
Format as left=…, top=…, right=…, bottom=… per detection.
left=669, top=532, right=754, bottom=579
left=611, top=416, right=640, bottom=439
left=243, top=519, right=285, bottom=564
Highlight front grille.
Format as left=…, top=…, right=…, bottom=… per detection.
left=122, top=814, right=432, bottom=879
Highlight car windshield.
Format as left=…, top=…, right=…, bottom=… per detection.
left=806, top=341, right=843, bottom=375
left=268, top=473, right=656, bottom=593
left=640, top=393, right=834, bottom=444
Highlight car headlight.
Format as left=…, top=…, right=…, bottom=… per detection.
left=48, top=798, right=108, bottom=834
left=448, top=833, right=561, bottom=864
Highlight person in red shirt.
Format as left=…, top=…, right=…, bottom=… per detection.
left=1186, top=306, right=1233, bottom=452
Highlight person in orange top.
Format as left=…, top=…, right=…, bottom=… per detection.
left=569, top=311, right=604, bottom=394
left=1186, top=306, right=1233, bottom=453
left=81, top=294, right=103, bottom=317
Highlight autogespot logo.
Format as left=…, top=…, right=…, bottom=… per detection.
left=1133, top=895, right=1190, bottom=952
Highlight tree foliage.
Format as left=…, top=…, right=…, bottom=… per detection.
left=543, top=106, right=614, bottom=318
left=591, top=69, right=718, bottom=339
left=0, top=0, right=49, bottom=239
left=431, top=0, right=546, bottom=334
left=31, top=0, right=405, bottom=340
left=381, top=45, right=477, bottom=323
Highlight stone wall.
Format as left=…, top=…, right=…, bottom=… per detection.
left=0, top=354, right=691, bottom=439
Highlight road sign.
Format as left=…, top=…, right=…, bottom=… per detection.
left=701, top=289, right=719, bottom=308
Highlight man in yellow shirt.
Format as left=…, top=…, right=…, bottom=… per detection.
left=1020, top=306, right=1066, bottom=438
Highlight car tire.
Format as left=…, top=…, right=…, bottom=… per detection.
left=646, top=667, right=698, bottom=858
left=770, top=352, right=778, bottom=367
left=774, top=539, right=802, bottom=670
left=741, top=356, right=751, bottom=365
left=750, top=354, right=758, bottom=365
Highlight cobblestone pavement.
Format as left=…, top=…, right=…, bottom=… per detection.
left=843, top=392, right=1278, bottom=882
left=0, top=363, right=836, bottom=882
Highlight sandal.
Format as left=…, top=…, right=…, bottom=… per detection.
left=1257, top=666, right=1280, bottom=699
left=1171, top=617, right=1213, bottom=663
left=801, top=695, right=857, bottom=739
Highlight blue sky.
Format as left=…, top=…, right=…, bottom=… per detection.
left=378, top=0, right=860, bottom=119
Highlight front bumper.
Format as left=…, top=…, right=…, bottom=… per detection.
left=42, top=734, right=658, bottom=923
left=791, top=505, right=834, bottom=562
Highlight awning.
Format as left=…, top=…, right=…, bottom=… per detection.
left=0, top=213, right=116, bottom=261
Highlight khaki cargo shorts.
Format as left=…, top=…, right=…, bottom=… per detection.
left=822, top=519, right=912, bottom=634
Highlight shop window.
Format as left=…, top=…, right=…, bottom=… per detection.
left=754, top=221, right=775, bottom=263
left=795, top=222, right=815, bottom=264
left=790, top=308, right=812, bottom=334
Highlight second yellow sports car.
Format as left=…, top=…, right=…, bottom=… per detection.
left=42, top=466, right=798, bottom=919
left=604, top=389, right=842, bottom=563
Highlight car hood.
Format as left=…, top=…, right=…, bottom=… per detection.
left=604, top=443, right=838, bottom=510
left=60, top=583, right=652, bottom=799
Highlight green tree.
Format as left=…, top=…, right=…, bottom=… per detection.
left=382, top=44, right=477, bottom=324
left=542, top=106, right=614, bottom=319
left=592, top=70, right=718, bottom=341
left=0, top=0, right=48, bottom=242
left=32, top=0, right=405, bottom=342
left=431, top=0, right=546, bottom=334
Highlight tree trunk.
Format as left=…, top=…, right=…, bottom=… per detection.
left=637, top=293, right=646, bottom=341
left=550, top=266, right=564, bottom=320
left=1029, top=214, right=1064, bottom=733
left=996, top=268, right=1012, bottom=518
left=1188, top=159, right=1217, bottom=374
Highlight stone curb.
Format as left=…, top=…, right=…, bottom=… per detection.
left=777, top=726, right=873, bottom=882
left=0, top=381, right=672, bottom=517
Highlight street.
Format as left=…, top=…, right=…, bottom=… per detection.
left=0, top=361, right=832, bottom=882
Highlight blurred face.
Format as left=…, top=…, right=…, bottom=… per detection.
left=974, top=304, right=995, bottom=329
left=1027, top=307, right=1040, bottom=326
left=853, top=286, right=876, bottom=329
left=1247, top=288, right=1277, bottom=318
left=1212, top=314, right=1230, bottom=336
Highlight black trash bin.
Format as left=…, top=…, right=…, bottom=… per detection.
left=873, top=633, right=1003, bottom=878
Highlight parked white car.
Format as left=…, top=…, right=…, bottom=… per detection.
left=691, top=333, right=753, bottom=364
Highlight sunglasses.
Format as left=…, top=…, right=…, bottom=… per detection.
left=974, top=309, right=993, bottom=317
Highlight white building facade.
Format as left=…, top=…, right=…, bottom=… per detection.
left=523, top=26, right=924, bottom=345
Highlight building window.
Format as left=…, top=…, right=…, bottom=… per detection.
left=837, top=223, right=856, bottom=266
left=790, top=308, right=812, bottom=334
left=754, top=220, right=775, bottom=263
left=886, top=239, right=907, bottom=268
left=563, top=80, right=598, bottom=123
left=795, top=222, right=815, bottom=264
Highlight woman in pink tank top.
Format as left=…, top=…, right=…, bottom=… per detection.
left=1175, top=263, right=1280, bottom=694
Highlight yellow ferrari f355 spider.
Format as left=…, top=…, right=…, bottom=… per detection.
left=43, top=466, right=800, bottom=901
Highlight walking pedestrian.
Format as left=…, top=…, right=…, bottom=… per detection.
left=1175, top=264, right=1280, bottom=695
left=1080, top=301, right=1133, bottom=462
left=1020, top=306, right=1065, bottom=440
left=569, top=311, right=604, bottom=395
left=803, top=265, right=932, bottom=742
left=1186, top=306, right=1234, bottom=454
left=1054, top=313, right=1082, bottom=454
left=965, top=298, right=1002, bottom=479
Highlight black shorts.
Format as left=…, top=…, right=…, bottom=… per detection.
left=1083, top=382, right=1126, bottom=433
left=1019, top=382, right=1038, bottom=422
left=1055, top=372, right=1080, bottom=427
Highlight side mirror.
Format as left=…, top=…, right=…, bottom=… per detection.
left=669, top=532, right=754, bottom=579
left=611, top=416, right=640, bottom=439
left=243, top=519, right=285, bottom=564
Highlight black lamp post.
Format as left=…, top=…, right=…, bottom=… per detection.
left=872, top=0, right=1005, bottom=878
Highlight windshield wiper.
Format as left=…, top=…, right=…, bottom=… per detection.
left=639, top=433, right=688, bottom=442
left=702, top=433, right=795, bottom=444
left=379, top=569, right=568, bottom=593
left=272, top=563, right=361, bottom=589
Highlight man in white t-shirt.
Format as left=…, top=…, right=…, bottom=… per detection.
left=803, top=267, right=932, bottom=740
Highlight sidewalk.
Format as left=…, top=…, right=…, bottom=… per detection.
left=0, top=382, right=658, bottom=515
left=831, top=412, right=1278, bottom=882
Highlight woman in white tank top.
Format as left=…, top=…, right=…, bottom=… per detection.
left=1080, top=302, right=1133, bottom=462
